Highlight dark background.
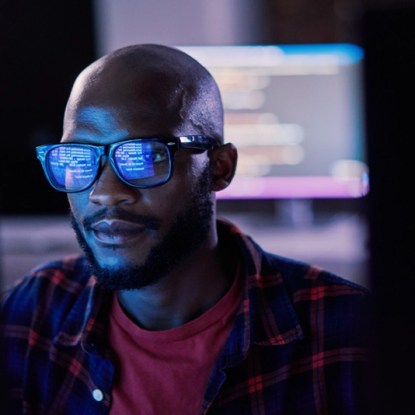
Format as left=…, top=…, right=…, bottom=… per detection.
left=362, top=6, right=415, bottom=414
left=0, top=0, right=96, bottom=214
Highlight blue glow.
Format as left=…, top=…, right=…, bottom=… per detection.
left=178, top=43, right=364, bottom=68
left=278, top=43, right=364, bottom=64
left=74, top=106, right=129, bottom=141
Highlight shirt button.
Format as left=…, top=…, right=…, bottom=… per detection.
left=92, top=389, right=104, bottom=402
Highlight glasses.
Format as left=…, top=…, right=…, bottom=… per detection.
left=36, top=135, right=219, bottom=193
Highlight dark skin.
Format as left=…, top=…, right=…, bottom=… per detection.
left=62, top=44, right=238, bottom=330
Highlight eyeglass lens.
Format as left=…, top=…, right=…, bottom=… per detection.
left=45, top=141, right=171, bottom=192
left=47, top=145, right=97, bottom=191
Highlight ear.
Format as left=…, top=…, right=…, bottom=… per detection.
left=210, top=143, right=238, bottom=191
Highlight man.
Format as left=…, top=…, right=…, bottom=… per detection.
left=0, top=44, right=371, bottom=414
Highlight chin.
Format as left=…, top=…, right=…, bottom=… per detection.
left=70, top=161, right=215, bottom=290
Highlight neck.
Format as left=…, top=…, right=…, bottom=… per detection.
left=117, top=235, right=234, bottom=331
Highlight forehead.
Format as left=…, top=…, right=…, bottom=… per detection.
left=61, top=64, right=196, bottom=145
left=62, top=106, right=130, bottom=144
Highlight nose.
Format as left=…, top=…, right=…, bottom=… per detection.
left=89, top=163, right=139, bottom=206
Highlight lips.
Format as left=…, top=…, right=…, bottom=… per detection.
left=90, top=219, right=148, bottom=245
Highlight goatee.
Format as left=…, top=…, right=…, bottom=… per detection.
left=70, top=163, right=214, bottom=290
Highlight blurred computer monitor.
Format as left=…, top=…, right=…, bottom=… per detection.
left=179, top=44, right=368, bottom=200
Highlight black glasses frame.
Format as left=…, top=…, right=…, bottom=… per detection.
left=36, top=135, right=220, bottom=193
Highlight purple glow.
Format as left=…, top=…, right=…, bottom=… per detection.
left=217, top=176, right=369, bottom=199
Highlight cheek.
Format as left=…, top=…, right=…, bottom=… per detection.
left=67, top=192, right=90, bottom=220
left=173, top=152, right=209, bottom=184
left=144, top=154, right=208, bottom=215
left=169, top=153, right=209, bottom=190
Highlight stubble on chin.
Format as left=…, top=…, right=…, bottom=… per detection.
left=69, top=162, right=214, bottom=290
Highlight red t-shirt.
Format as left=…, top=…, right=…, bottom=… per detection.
left=108, top=270, right=242, bottom=415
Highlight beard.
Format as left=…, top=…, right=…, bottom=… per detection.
left=70, top=163, right=214, bottom=290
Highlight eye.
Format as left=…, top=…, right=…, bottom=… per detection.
left=143, top=151, right=168, bottom=163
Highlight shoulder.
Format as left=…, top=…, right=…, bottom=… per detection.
left=263, top=250, right=368, bottom=295
left=0, top=255, right=94, bottom=326
left=262, top=250, right=371, bottom=340
left=262, top=249, right=370, bottom=307
left=219, top=218, right=370, bottom=326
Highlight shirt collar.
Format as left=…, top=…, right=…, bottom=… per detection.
left=53, top=266, right=112, bottom=355
left=217, top=219, right=303, bottom=358
left=202, top=219, right=304, bottom=407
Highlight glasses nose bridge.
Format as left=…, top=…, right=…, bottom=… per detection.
left=93, top=143, right=113, bottom=168
left=94, top=145, right=119, bottom=181
left=90, top=152, right=130, bottom=199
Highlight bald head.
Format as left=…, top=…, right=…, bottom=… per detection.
left=63, top=44, right=224, bottom=143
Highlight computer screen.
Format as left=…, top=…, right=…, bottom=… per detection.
left=178, top=44, right=368, bottom=199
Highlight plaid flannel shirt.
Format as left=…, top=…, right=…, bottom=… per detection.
left=0, top=219, right=371, bottom=414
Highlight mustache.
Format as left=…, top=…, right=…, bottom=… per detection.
left=81, top=208, right=160, bottom=231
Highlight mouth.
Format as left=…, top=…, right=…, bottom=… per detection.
left=90, top=219, right=151, bottom=246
